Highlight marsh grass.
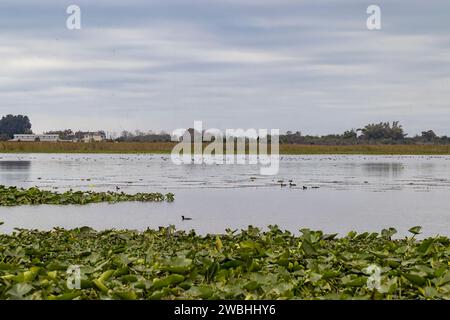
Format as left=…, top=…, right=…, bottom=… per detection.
left=2, top=142, right=450, bottom=155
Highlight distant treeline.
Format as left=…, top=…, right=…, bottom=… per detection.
left=1, top=115, right=450, bottom=145
left=115, top=130, right=172, bottom=142
left=116, top=121, right=450, bottom=145
left=280, top=122, right=450, bottom=145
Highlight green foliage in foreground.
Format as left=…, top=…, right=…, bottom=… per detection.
left=0, top=226, right=448, bottom=300
left=0, top=185, right=175, bottom=206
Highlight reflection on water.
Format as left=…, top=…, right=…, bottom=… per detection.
left=418, top=162, right=437, bottom=172
left=362, top=163, right=405, bottom=177
left=0, top=161, right=31, bottom=170
left=0, top=161, right=31, bottom=185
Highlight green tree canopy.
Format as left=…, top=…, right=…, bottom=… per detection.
left=0, top=114, right=32, bottom=139
left=360, top=121, right=406, bottom=141
left=421, top=130, right=437, bottom=142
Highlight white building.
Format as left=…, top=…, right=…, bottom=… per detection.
left=81, top=132, right=106, bottom=143
left=10, top=134, right=59, bottom=142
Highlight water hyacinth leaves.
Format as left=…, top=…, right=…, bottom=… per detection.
left=161, top=257, right=193, bottom=274
left=381, top=228, right=397, bottom=240
left=0, top=185, right=175, bottom=206
left=408, top=226, right=422, bottom=236
left=152, top=274, right=185, bottom=289
left=0, top=226, right=448, bottom=300
left=215, top=236, right=223, bottom=252
left=5, top=283, right=33, bottom=299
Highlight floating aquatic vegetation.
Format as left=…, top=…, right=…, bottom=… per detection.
left=0, top=225, right=448, bottom=300
left=0, top=185, right=175, bottom=206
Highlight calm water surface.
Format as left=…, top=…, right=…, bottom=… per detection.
left=0, top=154, right=449, bottom=236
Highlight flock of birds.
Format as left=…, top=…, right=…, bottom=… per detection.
left=179, top=177, right=320, bottom=222
left=278, top=179, right=299, bottom=188
left=276, top=179, right=320, bottom=190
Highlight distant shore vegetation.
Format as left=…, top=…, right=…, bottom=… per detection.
left=77, top=121, right=450, bottom=146
left=2, top=115, right=450, bottom=154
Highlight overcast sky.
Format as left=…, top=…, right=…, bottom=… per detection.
left=1, top=0, right=449, bottom=136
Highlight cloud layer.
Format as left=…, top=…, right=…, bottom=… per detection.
left=1, top=0, right=450, bottom=135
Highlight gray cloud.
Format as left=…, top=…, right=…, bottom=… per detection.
left=0, top=0, right=449, bottom=135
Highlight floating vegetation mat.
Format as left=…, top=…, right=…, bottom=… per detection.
left=0, top=225, right=448, bottom=300
left=0, top=185, right=174, bottom=206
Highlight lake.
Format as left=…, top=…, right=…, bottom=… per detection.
left=0, top=153, right=449, bottom=237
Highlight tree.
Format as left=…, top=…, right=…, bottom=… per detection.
left=360, top=121, right=406, bottom=141
left=343, top=129, right=357, bottom=139
left=390, top=121, right=406, bottom=140
left=44, top=129, right=74, bottom=140
left=0, top=114, right=32, bottom=139
left=421, top=130, right=437, bottom=142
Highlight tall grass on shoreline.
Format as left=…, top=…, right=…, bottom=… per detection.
left=1, top=141, right=450, bottom=155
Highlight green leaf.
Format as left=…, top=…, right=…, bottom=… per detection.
left=6, top=283, right=33, bottom=299
left=321, top=233, right=338, bottom=241
left=301, top=240, right=317, bottom=256
left=92, top=279, right=109, bottom=293
left=403, top=273, right=427, bottom=286
left=215, top=236, right=223, bottom=252
left=244, top=281, right=261, bottom=291
left=48, top=292, right=81, bottom=300
left=408, top=226, right=422, bottom=235
left=381, top=227, right=397, bottom=239
left=98, top=270, right=115, bottom=282
left=163, top=257, right=192, bottom=274
left=187, top=286, right=214, bottom=299
left=114, top=291, right=138, bottom=300
left=420, top=286, right=438, bottom=298
left=341, top=276, right=367, bottom=287
left=416, top=238, right=434, bottom=255
left=152, top=274, right=185, bottom=289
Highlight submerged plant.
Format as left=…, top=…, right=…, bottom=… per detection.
left=0, top=225, right=448, bottom=300
left=0, top=185, right=175, bottom=206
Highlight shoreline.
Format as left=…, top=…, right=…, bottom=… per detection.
left=2, top=142, right=450, bottom=155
